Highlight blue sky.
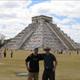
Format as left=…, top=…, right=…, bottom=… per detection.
left=0, top=0, right=80, bottom=43
left=32, top=0, right=48, bottom=4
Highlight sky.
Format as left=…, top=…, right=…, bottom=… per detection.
left=0, top=0, right=80, bottom=43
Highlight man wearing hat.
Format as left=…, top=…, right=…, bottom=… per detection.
left=42, top=47, right=57, bottom=80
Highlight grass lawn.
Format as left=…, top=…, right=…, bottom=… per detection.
left=0, top=49, right=80, bottom=80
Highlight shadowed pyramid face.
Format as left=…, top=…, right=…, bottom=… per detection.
left=5, top=15, right=78, bottom=50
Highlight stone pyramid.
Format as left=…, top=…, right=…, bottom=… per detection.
left=5, top=15, right=79, bottom=50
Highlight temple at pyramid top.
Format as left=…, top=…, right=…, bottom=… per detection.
left=32, top=15, right=52, bottom=23
left=5, top=15, right=80, bottom=50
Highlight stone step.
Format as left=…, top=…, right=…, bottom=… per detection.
left=47, top=23, right=75, bottom=49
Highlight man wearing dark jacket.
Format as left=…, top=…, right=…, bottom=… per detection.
left=25, top=48, right=42, bottom=80
left=42, top=48, right=57, bottom=80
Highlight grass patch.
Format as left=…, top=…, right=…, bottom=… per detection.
left=0, top=49, right=80, bottom=80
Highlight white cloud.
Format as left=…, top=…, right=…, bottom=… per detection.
left=0, top=0, right=32, bottom=39
left=0, top=0, right=31, bottom=8
left=71, top=24, right=80, bottom=30
left=29, top=0, right=80, bottom=18
left=0, top=0, right=80, bottom=43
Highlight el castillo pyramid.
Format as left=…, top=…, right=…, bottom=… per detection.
left=5, top=15, right=80, bottom=50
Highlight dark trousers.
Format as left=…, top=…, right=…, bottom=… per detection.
left=42, top=69, right=55, bottom=80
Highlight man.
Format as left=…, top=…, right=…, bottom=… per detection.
left=25, top=48, right=42, bottom=80
left=42, top=47, right=57, bottom=80
left=0, top=49, right=2, bottom=58
left=10, top=50, right=13, bottom=58
left=3, top=48, right=7, bottom=58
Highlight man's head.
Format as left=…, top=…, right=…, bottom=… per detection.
left=44, top=47, right=51, bottom=53
left=33, top=48, right=38, bottom=55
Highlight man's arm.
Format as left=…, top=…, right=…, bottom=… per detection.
left=38, top=53, right=45, bottom=60
left=54, top=59, right=58, bottom=70
left=52, top=55, right=58, bottom=71
left=25, top=56, right=31, bottom=71
left=26, top=62, right=31, bottom=71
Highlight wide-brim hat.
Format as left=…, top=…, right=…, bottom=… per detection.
left=44, top=47, right=51, bottom=51
left=34, top=48, right=38, bottom=51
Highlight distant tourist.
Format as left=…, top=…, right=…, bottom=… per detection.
left=3, top=48, right=7, bottom=58
left=0, top=49, right=2, bottom=58
left=10, top=50, right=13, bottom=58
left=58, top=50, right=63, bottom=54
left=25, top=48, right=42, bottom=80
left=69, top=51, right=71, bottom=55
left=42, top=47, right=57, bottom=80
left=76, top=50, right=79, bottom=55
